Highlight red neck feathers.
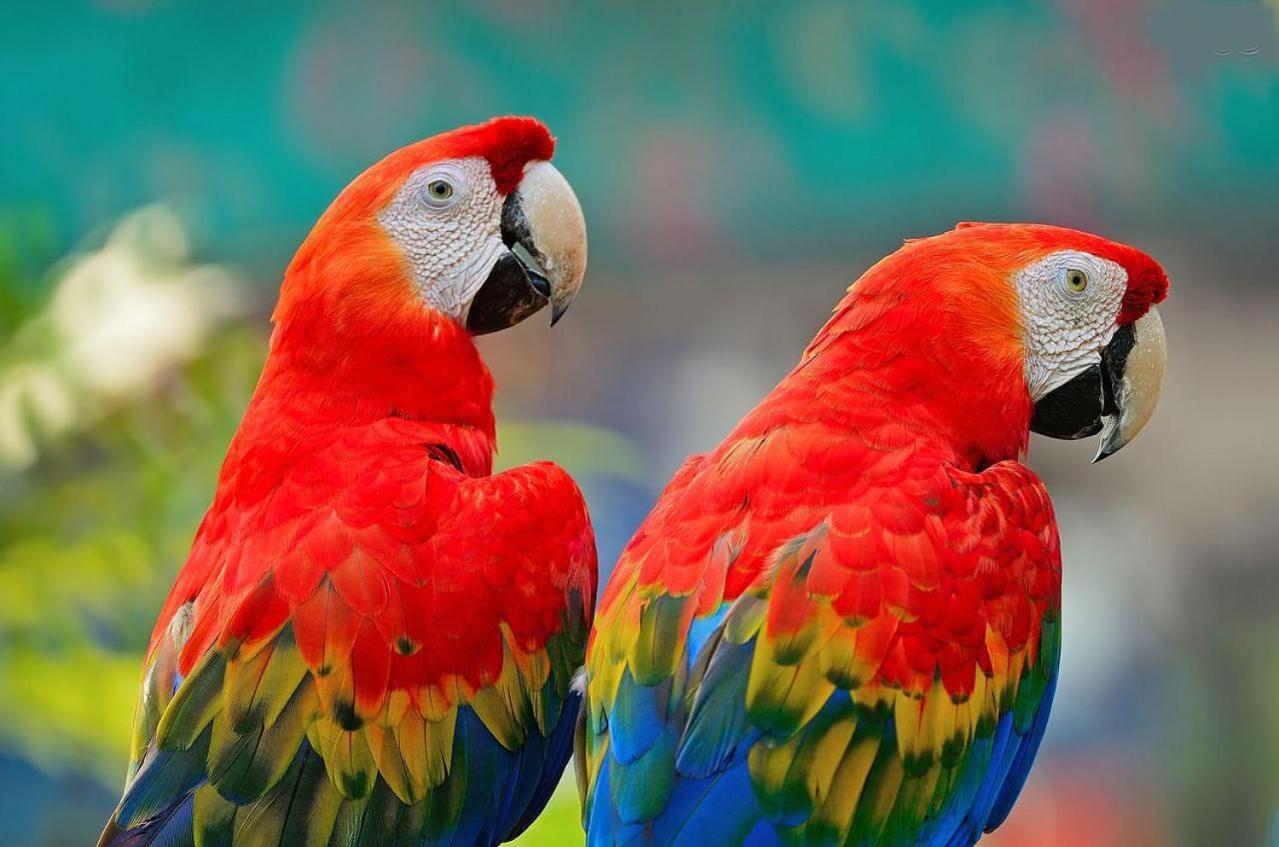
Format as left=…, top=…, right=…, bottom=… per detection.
left=234, top=213, right=496, bottom=475
left=763, top=232, right=1035, bottom=469
left=265, top=269, right=496, bottom=435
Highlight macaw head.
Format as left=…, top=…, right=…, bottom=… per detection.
left=939, top=222, right=1169, bottom=462
left=277, top=115, right=586, bottom=339
left=820, top=222, right=1169, bottom=463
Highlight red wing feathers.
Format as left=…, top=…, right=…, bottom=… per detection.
left=113, top=419, right=595, bottom=845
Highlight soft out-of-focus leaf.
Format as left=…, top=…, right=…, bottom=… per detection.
left=0, top=210, right=264, bottom=793
left=0, top=645, right=138, bottom=784
left=497, top=421, right=644, bottom=482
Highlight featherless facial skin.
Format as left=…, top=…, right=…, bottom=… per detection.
left=579, top=223, right=1167, bottom=847
left=99, top=118, right=597, bottom=847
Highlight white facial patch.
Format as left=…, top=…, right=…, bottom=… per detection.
left=378, top=156, right=506, bottom=319
left=1015, top=250, right=1127, bottom=400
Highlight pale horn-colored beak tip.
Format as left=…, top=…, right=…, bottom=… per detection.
left=518, top=160, right=587, bottom=325
left=1094, top=307, right=1167, bottom=462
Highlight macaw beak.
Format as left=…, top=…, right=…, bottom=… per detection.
left=1029, top=308, right=1167, bottom=462
left=466, top=160, right=587, bottom=335
left=1093, top=308, right=1167, bottom=461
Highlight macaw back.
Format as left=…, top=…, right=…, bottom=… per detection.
left=578, top=234, right=1065, bottom=846
left=102, top=308, right=596, bottom=847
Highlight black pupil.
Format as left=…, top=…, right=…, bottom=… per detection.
left=1071, top=271, right=1084, bottom=287
left=431, top=181, right=449, bottom=197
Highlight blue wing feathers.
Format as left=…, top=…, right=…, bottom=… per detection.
left=590, top=630, right=1060, bottom=847
left=116, top=734, right=210, bottom=830
left=985, top=669, right=1057, bottom=832
left=675, top=637, right=757, bottom=779
left=662, top=762, right=770, bottom=847
left=503, top=690, right=582, bottom=840
left=103, top=794, right=195, bottom=847
left=106, top=699, right=576, bottom=847
left=585, top=754, right=652, bottom=847
left=684, top=609, right=729, bottom=667
left=607, top=723, right=680, bottom=826
left=609, top=670, right=674, bottom=766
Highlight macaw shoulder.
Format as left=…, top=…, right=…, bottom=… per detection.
left=596, top=426, right=1059, bottom=667
left=603, top=421, right=951, bottom=606
left=147, top=417, right=595, bottom=686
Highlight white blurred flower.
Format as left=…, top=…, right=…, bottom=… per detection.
left=0, top=364, right=76, bottom=468
left=0, top=205, right=244, bottom=469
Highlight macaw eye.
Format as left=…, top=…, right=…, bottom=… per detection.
left=425, top=179, right=455, bottom=204
left=1065, top=268, right=1088, bottom=294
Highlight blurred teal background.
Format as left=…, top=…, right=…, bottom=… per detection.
left=2, top=1, right=1278, bottom=845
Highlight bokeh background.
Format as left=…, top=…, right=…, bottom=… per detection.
left=2, top=1, right=1278, bottom=845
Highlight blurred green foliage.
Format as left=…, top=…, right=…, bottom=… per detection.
left=0, top=230, right=262, bottom=783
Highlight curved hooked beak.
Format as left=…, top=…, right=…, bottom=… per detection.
left=1029, top=308, right=1167, bottom=462
left=465, top=161, right=588, bottom=335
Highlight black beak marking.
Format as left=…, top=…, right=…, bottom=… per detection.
left=465, top=252, right=548, bottom=336
left=1101, top=323, right=1136, bottom=417
left=464, top=191, right=552, bottom=335
left=510, top=240, right=552, bottom=299
left=1030, top=364, right=1106, bottom=440
left=501, top=190, right=533, bottom=249
left=1030, top=323, right=1137, bottom=442
left=1091, top=323, right=1137, bottom=462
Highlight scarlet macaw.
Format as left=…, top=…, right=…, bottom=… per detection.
left=579, top=223, right=1168, bottom=846
left=99, top=117, right=597, bottom=847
